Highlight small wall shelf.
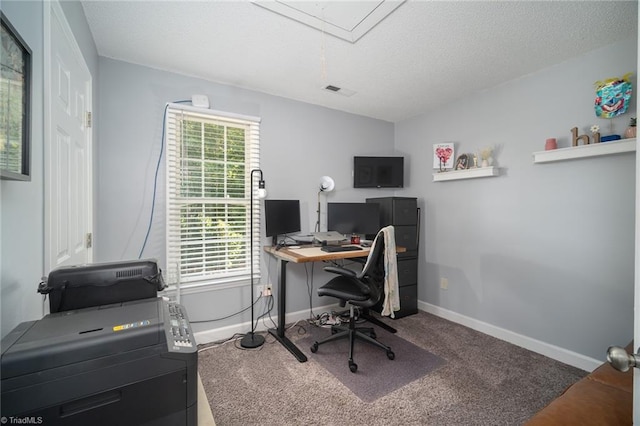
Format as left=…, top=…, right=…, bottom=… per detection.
left=533, top=138, right=636, bottom=163
left=432, top=166, right=499, bottom=182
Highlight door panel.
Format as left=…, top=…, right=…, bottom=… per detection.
left=45, top=0, right=92, bottom=273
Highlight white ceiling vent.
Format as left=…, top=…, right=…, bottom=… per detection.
left=252, top=0, right=406, bottom=43
left=323, top=85, right=356, bottom=97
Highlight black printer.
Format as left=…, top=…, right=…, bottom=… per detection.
left=37, top=258, right=167, bottom=313
left=1, top=297, right=198, bottom=426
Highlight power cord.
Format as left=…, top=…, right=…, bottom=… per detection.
left=197, top=333, right=245, bottom=353
left=189, top=293, right=263, bottom=324
left=138, top=99, right=190, bottom=259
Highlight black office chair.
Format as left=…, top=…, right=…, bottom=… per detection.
left=310, top=228, right=395, bottom=373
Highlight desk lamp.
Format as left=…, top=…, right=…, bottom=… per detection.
left=241, top=169, right=267, bottom=349
left=315, top=176, right=335, bottom=232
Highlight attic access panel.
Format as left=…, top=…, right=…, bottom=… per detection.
left=252, top=0, right=405, bottom=43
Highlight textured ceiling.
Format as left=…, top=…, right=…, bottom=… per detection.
left=81, top=1, right=638, bottom=123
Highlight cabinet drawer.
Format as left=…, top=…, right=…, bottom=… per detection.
left=389, top=198, right=418, bottom=225
left=373, top=284, right=418, bottom=318
left=394, top=225, right=417, bottom=255
left=397, top=258, right=417, bottom=286
left=366, top=197, right=417, bottom=226
left=395, top=284, right=418, bottom=318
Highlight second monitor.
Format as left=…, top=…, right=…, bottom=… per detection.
left=264, top=199, right=301, bottom=246
left=327, top=202, right=380, bottom=236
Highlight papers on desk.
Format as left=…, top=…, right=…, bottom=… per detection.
left=291, top=234, right=314, bottom=243
left=311, top=231, right=346, bottom=243
left=287, top=246, right=326, bottom=256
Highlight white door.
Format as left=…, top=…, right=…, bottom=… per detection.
left=44, top=0, right=93, bottom=273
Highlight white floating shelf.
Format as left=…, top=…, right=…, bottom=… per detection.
left=533, top=138, right=636, bottom=163
left=432, top=166, right=499, bottom=182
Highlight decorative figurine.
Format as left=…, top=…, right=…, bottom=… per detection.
left=571, top=127, right=591, bottom=146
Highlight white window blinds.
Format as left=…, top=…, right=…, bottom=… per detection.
left=165, top=104, right=261, bottom=289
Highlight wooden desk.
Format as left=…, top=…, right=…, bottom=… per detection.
left=264, top=244, right=405, bottom=362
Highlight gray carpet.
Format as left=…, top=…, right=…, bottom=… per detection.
left=198, top=311, right=588, bottom=425
left=298, top=323, right=444, bottom=402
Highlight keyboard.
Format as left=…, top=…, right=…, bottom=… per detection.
left=321, top=245, right=363, bottom=253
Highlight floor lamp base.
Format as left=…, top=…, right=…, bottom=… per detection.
left=240, top=332, right=265, bottom=348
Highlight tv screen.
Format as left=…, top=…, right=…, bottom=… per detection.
left=327, top=202, right=381, bottom=235
left=353, top=156, right=404, bottom=188
left=264, top=199, right=301, bottom=241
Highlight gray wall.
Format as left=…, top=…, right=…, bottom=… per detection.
left=395, top=36, right=637, bottom=361
left=0, top=0, right=98, bottom=338
left=95, top=57, right=396, bottom=331
left=0, top=1, right=45, bottom=338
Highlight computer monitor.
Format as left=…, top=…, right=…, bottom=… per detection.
left=327, top=202, right=381, bottom=236
left=264, top=199, right=301, bottom=245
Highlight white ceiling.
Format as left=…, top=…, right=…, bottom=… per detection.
left=80, top=0, right=638, bottom=123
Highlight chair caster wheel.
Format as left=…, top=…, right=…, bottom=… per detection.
left=349, top=361, right=358, bottom=373
left=387, top=350, right=395, bottom=360
left=310, top=342, right=318, bottom=353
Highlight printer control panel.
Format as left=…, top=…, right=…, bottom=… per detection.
left=165, top=302, right=196, bottom=353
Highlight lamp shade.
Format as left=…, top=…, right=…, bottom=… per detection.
left=319, top=176, right=335, bottom=192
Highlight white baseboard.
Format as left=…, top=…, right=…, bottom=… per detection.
left=419, top=301, right=601, bottom=372
left=194, top=302, right=340, bottom=346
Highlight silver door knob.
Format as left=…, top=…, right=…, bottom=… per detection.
left=607, top=346, right=640, bottom=372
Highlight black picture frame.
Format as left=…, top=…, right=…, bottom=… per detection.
left=1, top=12, right=31, bottom=181
left=455, top=153, right=470, bottom=170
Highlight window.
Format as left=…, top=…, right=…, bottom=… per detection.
left=165, top=104, right=261, bottom=290
left=1, top=12, right=32, bottom=181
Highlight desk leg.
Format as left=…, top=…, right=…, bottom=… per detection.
left=268, top=259, right=308, bottom=362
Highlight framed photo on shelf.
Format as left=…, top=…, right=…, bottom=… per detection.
left=455, top=154, right=470, bottom=170
left=1, top=12, right=32, bottom=181
left=433, top=143, right=454, bottom=170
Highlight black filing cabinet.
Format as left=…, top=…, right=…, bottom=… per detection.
left=366, top=196, right=419, bottom=318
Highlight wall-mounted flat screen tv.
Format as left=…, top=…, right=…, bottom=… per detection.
left=353, top=156, right=404, bottom=188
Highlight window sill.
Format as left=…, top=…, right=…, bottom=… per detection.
left=164, top=278, right=251, bottom=296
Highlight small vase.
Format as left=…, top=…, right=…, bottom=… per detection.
left=545, top=138, right=557, bottom=150
left=624, top=126, right=636, bottom=139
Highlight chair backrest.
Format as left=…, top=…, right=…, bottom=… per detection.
left=357, top=227, right=389, bottom=306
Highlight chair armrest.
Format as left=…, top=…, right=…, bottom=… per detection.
left=323, top=266, right=358, bottom=278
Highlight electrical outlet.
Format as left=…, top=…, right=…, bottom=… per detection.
left=255, top=285, right=264, bottom=298
left=263, top=284, right=273, bottom=297
left=440, top=277, right=449, bottom=290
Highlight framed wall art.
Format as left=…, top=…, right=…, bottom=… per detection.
left=433, top=143, right=454, bottom=171
left=1, top=12, right=31, bottom=181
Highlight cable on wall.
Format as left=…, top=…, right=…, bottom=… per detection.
left=138, top=99, right=190, bottom=259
